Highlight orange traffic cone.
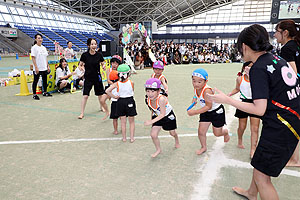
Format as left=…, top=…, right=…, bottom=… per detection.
left=16, top=70, right=32, bottom=96
left=36, top=86, right=42, bottom=94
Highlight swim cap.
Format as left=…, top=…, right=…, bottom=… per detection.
left=111, top=55, right=122, bottom=64
left=192, top=68, right=208, bottom=80
left=145, top=78, right=161, bottom=89
left=117, top=64, right=130, bottom=72
left=153, top=60, right=164, bottom=69
left=109, top=70, right=119, bottom=81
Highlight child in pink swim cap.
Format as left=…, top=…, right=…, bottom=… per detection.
left=151, top=60, right=168, bottom=96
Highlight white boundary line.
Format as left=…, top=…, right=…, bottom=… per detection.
left=191, top=103, right=237, bottom=200
left=0, top=133, right=215, bottom=145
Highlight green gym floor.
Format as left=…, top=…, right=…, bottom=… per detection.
left=0, top=57, right=299, bottom=200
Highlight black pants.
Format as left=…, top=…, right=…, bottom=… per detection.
left=32, top=71, right=48, bottom=94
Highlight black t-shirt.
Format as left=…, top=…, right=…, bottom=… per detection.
left=80, top=51, right=104, bottom=81
left=280, top=40, right=300, bottom=73
left=250, top=53, right=300, bottom=143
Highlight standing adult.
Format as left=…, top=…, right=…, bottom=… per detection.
left=64, top=41, right=75, bottom=60
left=31, top=33, right=52, bottom=100
left=274, top=19, right=300, bottom=167
left=208, top=24, right=300, bottom=200
left=78, top=38, right=108, bottom=119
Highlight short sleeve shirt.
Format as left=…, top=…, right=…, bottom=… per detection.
left=280, top=40, right=300, bottom=73
left=55, top=66, right=71, bottom=85
left=250, top=53, right=300, bottom=143
left=31, top=44, right=48, bottom=71
left=64, top=48, right=74, bottom=59
left=80, top=51, right=104, bottom=81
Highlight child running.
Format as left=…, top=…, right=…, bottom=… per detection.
left=151, top=60, right=168, bottom=96
left=228, top=61, right=260, bottom=158
left=144, top=78, right=180, bottom=158
left=101, top=55, right=122, bottom=120
left=187, top=68, right=230, bottom=155
left=106, top=64, right=137, bottom=142
left=108, top=70, right=120, bottom=135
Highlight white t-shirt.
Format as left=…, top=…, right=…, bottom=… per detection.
left=31, top=44, right=48, bottom=72
left=64, top=48, right=74, bottom=59
left=72, top=67, right=84, bottom=80
left=55, top=66, right=71, bottom=85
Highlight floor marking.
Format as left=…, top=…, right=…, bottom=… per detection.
left=0, top=133, right=214, bottom=145
left=191, top=102, right=236, bottom=200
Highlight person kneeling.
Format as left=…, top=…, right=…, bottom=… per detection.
left=55, top=58, right=75, bottom=93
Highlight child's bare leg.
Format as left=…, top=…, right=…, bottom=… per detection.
left=212, top=125, right=230, bottom=143
left=99, top=95, right=109, bottom=120
left=196, top=122, right=210, bottom=155
left=78, top=95, right=88, bottom=119
left=286, top=142, right=300, bottom=167
left=237, top=118, right=247, bottom=149
left=150, top=126, right=162, bottom=157
left=253, top=168, right=279, bottom=200
left=128, top=116, right=135, bottom=143
left=120, top=116, right=127, bottom=142
left=169, top=130, right=180, bottom=148
left=113, top=119, right=118, bottom=135
left=233, top=170, right=258, bottom=200
left=250, top=117, right=260, bottom=158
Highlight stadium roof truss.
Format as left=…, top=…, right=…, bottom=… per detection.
left=53, top=0, right=235, bottom=29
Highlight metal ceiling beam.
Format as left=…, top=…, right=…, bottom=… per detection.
left=52, top=0, right=235, bottom=29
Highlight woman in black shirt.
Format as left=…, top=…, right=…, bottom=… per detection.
left=78, top=38, right=108, bottom=119
left=208, top=24, right=300, bottom=200
left=274, top=20, right=300, bottom=167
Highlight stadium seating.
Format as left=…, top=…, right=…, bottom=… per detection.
left=15, top=25, right=114, bottom=52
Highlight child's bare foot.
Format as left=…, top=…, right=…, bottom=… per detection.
left=232, top=187, right=257, bottom=200
left=224, top=133, right=230, bottom=143
left=151, top=150, right=161, bottom=158
left=78, top=114, right=84, bottom=119
left=196, top=147, right=207, bottom=155
left=237, top=144, right=245, bottom=149
left=286, top=160, right=300, bottom=167
left=113, top=131, right=118, bottom=135
left=130, top=138, right=135, bottom=143
left=175, top=143, right=180, bottom=148
left=122, top=138, right=127, bottom=142
left=102, top=112, right=109, bottom=120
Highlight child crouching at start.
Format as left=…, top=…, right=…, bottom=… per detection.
left=144, top=78, right=180, bottom=158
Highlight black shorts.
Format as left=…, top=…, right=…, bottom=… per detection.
left=199, top=105, right=226, bottom=128
left=116, top=97, right=137, bottom=117
left=152, top=110, right=177, bottom=131
left=83, top=79, right=105, bottom=96
left=56, top=80, right=71, bottom=89
left=74, top=78, right=83, bottom=87
left=110, top=101, right=118, bottom=119
left=235, top=99, right=260, bottom=119
left=251, top=138, right=298, bottom=177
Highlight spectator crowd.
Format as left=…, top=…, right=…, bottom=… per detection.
left=124, top=40, right=242, bottom=69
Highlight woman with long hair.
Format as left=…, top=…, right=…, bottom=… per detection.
left=78, top=38, right=108, bottom=119
left=208, top=24, right=300, bottom=200
left=274, top=19, right=300, bottom=167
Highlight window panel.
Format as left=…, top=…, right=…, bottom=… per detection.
left=16, top=8, right=26, bottom=16
left=2, top=14, right=14, bottom=22
left=32, top=11, right=40, bottom=18
left=0, top=5, right=9, bottom=13
left=20, top=16, right=29, bottom=24
left=13, top=15, right=22, bottom=23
